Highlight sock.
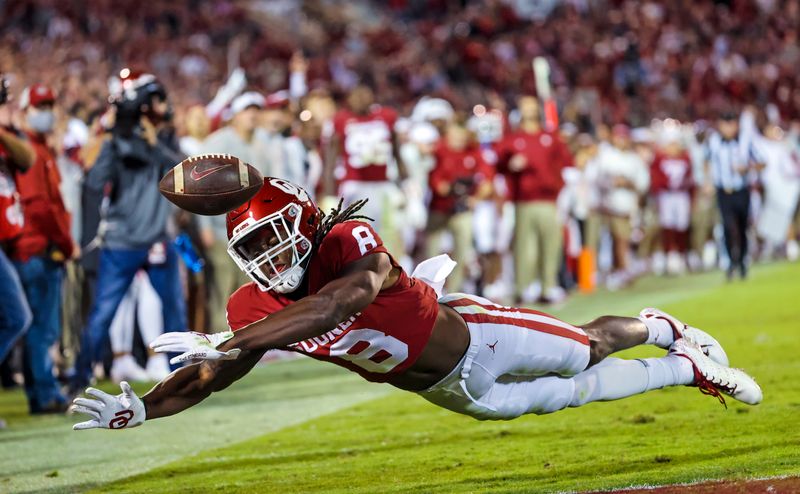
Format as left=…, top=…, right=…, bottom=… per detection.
left=639, top=315, right=675, bottom=349
left=569, top=356, right=694, bottom=407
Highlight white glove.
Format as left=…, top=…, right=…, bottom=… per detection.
left=71, top=381, right=146, bottom=431
left=149, top=330, right=241, bottom=365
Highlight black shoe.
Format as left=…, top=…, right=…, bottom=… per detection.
left=726, top=266, right=735, bottom=282
left=739, top=262, right=748, bottom=280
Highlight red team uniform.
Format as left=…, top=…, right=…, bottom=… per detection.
left=650, top=151, right=693, bottom=252
left=0, top=142, right=24, bottom=243
left=332, top=107, right=397, bottom=183
left=227, top=221, right=440, bottom=382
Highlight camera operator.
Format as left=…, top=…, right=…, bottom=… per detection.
left=0, top=76, right=35, bottom=424
left=9, top=83, right=77, bottom=414
left=425, top=120, right=493, bottom=292
left=71, top=70, right=187, bottom=390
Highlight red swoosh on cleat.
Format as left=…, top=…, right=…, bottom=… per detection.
left=189, top=163, right=228, bottom=181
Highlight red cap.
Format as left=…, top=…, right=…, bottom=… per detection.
left=19, top=84, right=56, bottom=109
left=265, top=90, right=290, bottom=109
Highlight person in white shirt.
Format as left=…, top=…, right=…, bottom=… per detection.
left=259, top=91, right=316, bottom=193
left=595, top=124, right=650, bottom=287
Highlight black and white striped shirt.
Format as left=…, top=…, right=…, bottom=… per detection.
left=705, top=132, right=762, bottom=191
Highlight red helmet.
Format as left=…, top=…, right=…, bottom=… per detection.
left=226, top=178, right=320, bottom=293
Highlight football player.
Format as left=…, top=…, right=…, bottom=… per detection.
left=70, top=178, right=761, bottom=430
left=322, top=85, right=406, bottom=256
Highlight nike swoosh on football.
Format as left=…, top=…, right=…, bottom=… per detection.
left=189, top=163, right=229, bottom=181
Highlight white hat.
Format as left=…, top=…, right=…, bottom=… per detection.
left=408, top=122, right=440, bottom=145
left=230, top=91, right=265, bottom=115
left=411, top=97, right=454, bottom=123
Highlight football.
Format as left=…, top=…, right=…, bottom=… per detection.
left=159, top=153, right=263, bottom=216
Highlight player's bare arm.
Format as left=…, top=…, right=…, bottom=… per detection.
left=70, top=349, right=265, bottom=429
left=228, top=253, right=396, bottom=352
left=142, top=349, right=265, bottom=420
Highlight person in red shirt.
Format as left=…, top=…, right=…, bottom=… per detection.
left=426, top=121, right=493, bottom=292
left=497, top=96, right=572, bottom=304
left=12, top=84, right=76, bottom=414
left=323, top=85, right=407, bottom=257
left=70, top=178, right=762, bottom=431
left=650, top=131, right=694, bottom=275
left=0, top=87, right=35, bottom=426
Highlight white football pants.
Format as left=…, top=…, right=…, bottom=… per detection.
left=420, top=293, right=692, bottom=420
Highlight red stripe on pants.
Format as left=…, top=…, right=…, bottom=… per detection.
left=458, top=312, right=590, bottom=346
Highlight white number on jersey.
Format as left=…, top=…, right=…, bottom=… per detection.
left=661, top=159, right=689, bottom=190
left=352, top=225, right=378, bottom=255
left=329, top=328, right=409, bottom=373
left=343, top=121, right=392, bottom=168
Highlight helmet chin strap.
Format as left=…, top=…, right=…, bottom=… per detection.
left=272, top=265, right=304, bottom=294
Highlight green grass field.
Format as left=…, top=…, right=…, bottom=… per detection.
left=2, top=262, right=800, bottom=493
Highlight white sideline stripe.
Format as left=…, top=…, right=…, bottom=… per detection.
left=587, top=473, right=799, bottom=493
left=452, top=305, right=585, bottom=335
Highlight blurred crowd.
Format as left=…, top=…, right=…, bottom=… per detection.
left=1, top=0, right=800, bottom=424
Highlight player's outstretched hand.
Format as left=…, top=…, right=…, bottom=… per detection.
left=149, top=330, right=241, bottom=365
left=71, top=381, right=145, bottom=431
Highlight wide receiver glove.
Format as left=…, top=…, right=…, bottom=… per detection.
left=149, top=330, right=241, bottom=365
left=71, top=381, right=145, bottom=430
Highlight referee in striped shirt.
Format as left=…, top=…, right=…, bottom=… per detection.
left=704, top=111, right=764, bottom=280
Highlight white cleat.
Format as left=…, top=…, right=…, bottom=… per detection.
left=110, top=355, right=150, bottom=383
left=669, top=339, right=762, bottom=406
left=640, top=308, right=729, bottom=366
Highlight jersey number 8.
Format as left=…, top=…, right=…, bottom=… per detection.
left=330, top=328, right=409, bottom=373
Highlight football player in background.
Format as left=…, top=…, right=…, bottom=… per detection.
left=71, top=179, right=761, bottom=430
left=323, top=85, right=407, bottom=257
left=650, top=125, right=694, bottom=275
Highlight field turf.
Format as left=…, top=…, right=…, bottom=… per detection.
left=2, top=261, right=799, bottom=493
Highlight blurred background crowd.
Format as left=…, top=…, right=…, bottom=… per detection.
left=0, top=0, right=799, bottom=423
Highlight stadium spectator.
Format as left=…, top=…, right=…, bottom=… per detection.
left=12, top=84, right=75, bottom=413
left=203, top=92, right=271, bottom=175
left=178, top=105, right=210, bottom=157
left=0, top=90, right=35, bottom=426
left=705, top=111, right=764, bottom=280
left=260, top=91, right=315, bottom=191
left=71, top=73, right=186, bottom=390
left=497, top=96, right=571, bottom=304
left=425, top=120, right=493, bottom=292
left=595, top=124, right=649, bottom=289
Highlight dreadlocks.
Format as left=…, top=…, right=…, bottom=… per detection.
left=314, top=198, right=373, bottom=247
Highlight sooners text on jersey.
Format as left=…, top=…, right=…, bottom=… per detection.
left=226, top=221, right=440, bottom=382
left=333, top=107, right=397, bottom=183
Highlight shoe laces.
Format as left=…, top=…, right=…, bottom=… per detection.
left=696, top=373, right=728, bottom=409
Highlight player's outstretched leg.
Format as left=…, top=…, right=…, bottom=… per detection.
left=581, top=308, right=729, bottom=366
left=434, top=340, right=760, bottom=421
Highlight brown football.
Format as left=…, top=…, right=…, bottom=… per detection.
left=159, top=154, right=263, bottom=216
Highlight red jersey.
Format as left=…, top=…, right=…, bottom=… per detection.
left=650, top=151, right=693, bottom=193
left=333, top=106, right=397, bottom=183
left=496, top=130, right=572, bottom=202
left=429, top=142, right=493, bottom=214
left=0, top=142, right=24, bottom=242
left=12, top=132, right=73, bottom=261
left=227, top=221, right=440, bottom=383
